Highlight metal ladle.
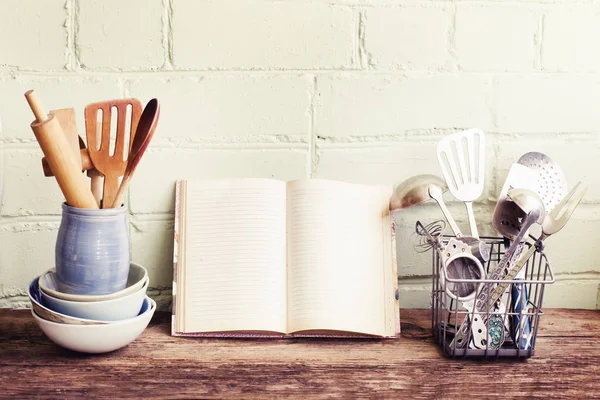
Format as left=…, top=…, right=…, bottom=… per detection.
left=391, top=175, right=490, bottom=263
left=393, top=175, right=490, bottom=306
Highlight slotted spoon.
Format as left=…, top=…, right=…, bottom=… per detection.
left=437, top=129, right=485, bottom=238
left=511, top=152, right=567, bottom=349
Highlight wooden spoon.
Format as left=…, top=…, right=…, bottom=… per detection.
left=85, top=99, right=142, bottom=208
left=112, top=99, right=160, bottom=208
left=111, top=99, right=160, bottom=208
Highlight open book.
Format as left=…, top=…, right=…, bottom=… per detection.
left=172, top=179, right=399, bottom=338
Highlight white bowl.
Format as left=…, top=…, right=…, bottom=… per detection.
left=32, top=296, right=156, bottom=354
left=39, top=262, right=148, bottom=302
left=28, top=277, right=109, bottom=326
left=41, top=278, right=149, bottom=321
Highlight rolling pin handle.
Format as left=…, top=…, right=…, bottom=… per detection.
left=25, top=90, right=48, bottom=123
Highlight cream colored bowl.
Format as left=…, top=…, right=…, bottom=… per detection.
left=32, top=296, right=156, bottom=354
left=41, top=278, right=148, bottom=321
left=28, top=277, right=108, bottom=326
left=39, top=262, right=148, bottom=302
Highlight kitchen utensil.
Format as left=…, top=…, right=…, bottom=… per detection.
left=42, top=138, right=103, bottom=207
left=427, top=184, right=462, bottom=238
left=42, top=148, right=94, bottom=176
left=455, top=189, right=546, bottom=349
left=399, top=180, right=490, bottom=265
left=51, top=108, right=81, bottom=166
left=455, top=183, right=584, bottom=349
left=414, top=220, right=489, bottom=264
left=437, top=128, right=485, bottom=238
left=510, top=153, right=567, bottom=349
left=24, top=90, right=98, bottom=209
left=389, top=174, right=462, bottom=236
left=414, top=220, right=445, bottom=252
left=440, top=238, right=485, bottom=302
left=492, top=164, right=540, bottom=239
left=518, top=152, right=567, bottom=212
left=87, top=168, right=103, bottom=206
left=485, top=181, right=585, bottom=310
left=390, top=174, right=448, bottom=210
left=41, top=111, right=101, bottom=205
left=415, top=222, right=486, bottom=302
left=87, top=114, right=105, bottom=205
left=85, top=98, right=142, bottom=208
left=111, top=99, right=159, bottom=208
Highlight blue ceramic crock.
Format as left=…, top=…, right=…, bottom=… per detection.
left=55, top=203, right=130, bottom=295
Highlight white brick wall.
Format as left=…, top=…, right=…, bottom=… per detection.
left=364, top=6, right=453, bottom=70
left=455, top=5, right=539, bottom=71
left=77, top=0, right=165, bottom=70
left=1, top=0, right=599, bottom=310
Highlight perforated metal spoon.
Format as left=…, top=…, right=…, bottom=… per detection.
left=512, top=152, right=567, bottom=349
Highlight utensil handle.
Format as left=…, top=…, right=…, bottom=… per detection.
left=25, top=90, right=46, bottom=122
left=42, top=148, right=94, bottom=176
left=437, top=201, right=462, bottom=237
left=464, top=201, right=479, bottom=239
left=511, top=279, right=532, bottom=350
left=87, top=169, right=103, bottom=207
left=102, top=176, right=120, bottom=209
left=111, top=175, right=131, bottom=208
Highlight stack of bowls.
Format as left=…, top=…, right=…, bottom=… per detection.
left=28, top=262, right=155, bottom=353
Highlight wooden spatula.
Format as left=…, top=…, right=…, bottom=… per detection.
left=41, top=109, right=91, bottom=176
left=84, top=99, right=142, bottom=208
left=51, top=108, right=81, bottom=167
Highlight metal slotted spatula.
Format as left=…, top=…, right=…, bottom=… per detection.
left=85, top=99, right=142, bottom=208
left=437, top=129, right=485, bottom=238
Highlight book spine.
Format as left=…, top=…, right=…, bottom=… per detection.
left=391, top=218, right=400, bottom=334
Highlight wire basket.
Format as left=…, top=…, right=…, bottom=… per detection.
left=428, top=232, right=555, bottom=359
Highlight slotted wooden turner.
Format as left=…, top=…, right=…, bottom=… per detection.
left=85, top=99, right=142, bottom=208
left=437, top=129, right=485, bottom=238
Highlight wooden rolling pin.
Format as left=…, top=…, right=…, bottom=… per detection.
left=25, top=90, right=98, bottom=209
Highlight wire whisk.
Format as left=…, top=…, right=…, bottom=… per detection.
left=414, top=220, right=446, bottom=253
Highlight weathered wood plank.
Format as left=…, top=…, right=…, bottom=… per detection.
left=1, top=309, right=599, bottom=399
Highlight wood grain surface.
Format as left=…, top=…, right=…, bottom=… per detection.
left=1, top=309, right=599, bottom=399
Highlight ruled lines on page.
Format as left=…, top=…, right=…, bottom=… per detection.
left=286, top=180, right=389, bottom=335
left=183, top=179, right=287, bottom=333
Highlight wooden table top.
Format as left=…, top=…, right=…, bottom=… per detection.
left=1, top=308, right=599, bottom=399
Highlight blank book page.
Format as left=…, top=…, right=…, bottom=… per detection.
left=182, top=179, right=287, bottom=333
left=286, top=179, right=392, bottom=335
